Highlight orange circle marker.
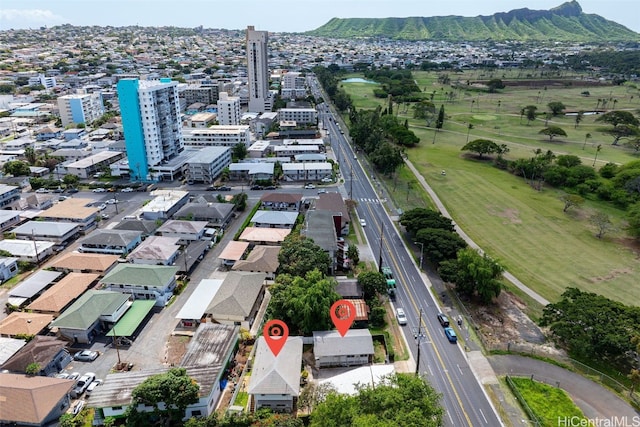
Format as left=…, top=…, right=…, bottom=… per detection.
left=330, top=299, right=356, bottom=337
left=263, top=319, right=289, bottom=357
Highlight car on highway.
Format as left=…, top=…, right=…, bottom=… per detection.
left=67, top=188, right=79, bottom=194
left=250, top=185, right=263, bottom=190
left=74, top=350, right=99, bottom=362
left=71, top=372, right=95, bottom=398
left=101, top=214, right=109, bottom=220
left=359, top=218, right=366, bottom=227
left=35, top=188, right=49, bottom=193
left=437, top=313, right=450, bottom=327
left=396, top=308, right=408, bottom=325
left=121, top=187, right=134, bottom=193
left=444, top=327, right=458, bottom=343
left=105, top=198, right=118, bottom=204
left=304, top=183, right=315, bottom=189
left=264, top=185, right=276, bottom=190
left=218, top=186, right=232, bottom=191
left=317, top=189, right=326, bottom=194
left=97, top=204, right=107, bottom=211
left=92, top=188, right=107, bottom=193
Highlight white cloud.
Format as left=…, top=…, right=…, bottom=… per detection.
left=0, top=9, right=66, bottom=28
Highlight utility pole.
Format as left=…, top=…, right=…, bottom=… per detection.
left=414, top=241, right=424, bottom=270
left=413, top=309, right=425, bottom=375
left=31, top=229, right=40, bottom=265
left=349, top=167, right=353, bottom=200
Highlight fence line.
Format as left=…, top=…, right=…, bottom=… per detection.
left=505, top=375, right=543, bottom=427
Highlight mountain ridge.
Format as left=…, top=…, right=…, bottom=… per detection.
left=306, top=1, right=640, bottom=42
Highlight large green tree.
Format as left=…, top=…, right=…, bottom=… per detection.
left=538, top=126, right=567, bottom=141
left=278, top=234, right=331, bottom=277
left=540, top=287, right=640, bottom=367
left=461, top=139, right=500, bottom=159
left=415, top=228, right=467, bottom=267
left=357, top=270, right=387, bottom=302
left=400, top=208, right=455, bottom=235
left=547, top=101, right=566, bottom=116
left=125, top=367, right=199, bottom=426
left=596, top=111, right=640, bottom=145
left=309, top=373, right=443, bottom=427
left=267, top=269, right=340, bottom=335
left=3, top=160, right=31, bottom=176
left=440, top=248, right=503, bottom=304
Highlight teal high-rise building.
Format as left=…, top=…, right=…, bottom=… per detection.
left=117, top=78, right=183, bottom=182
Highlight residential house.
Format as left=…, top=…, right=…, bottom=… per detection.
left=12, top=221, right=80, bottom=249
left=294, top=153, right=327, bottom=163
left=313, top=329, right=374, bottom=368
left=282, top=162, right=332, bottom=182
left=0, top=337, right=26, bottom=366
left=100, top=264, right=179, bottom=307
left=78, top=229, right=142, bottom=255
left=259, top=192, right=303, bottom=212
left=204, top=271, right=266, bottom=329
left=335, top=277, right=364, bottom=299
left=228, top=162, right=274, bottom=182
left=218, top=241, right=250, bottom=268
left=0, top=184, right=21, bottom=208
left=27, top=272, right=99, bottom=316
left=0, top=374, right=74, bottom=426
left=156, top=220, right=208, bottom=243
left=50, top=290, right=130, bottom=344
left=238, top=227, right=291, bottom=245
left=0, top=209, right=20, bottom=231
left=232, top=245, right=280, bottom=280
left=0, top=336, right=72, bottom=376
left=302, top=210, right=338, bottom=274
left=0, top=257, right=19, bottom=283
left=127, top=236, right=181, bottom=266
left=113, top=219, right=159, bottom=238
left=6, top=270, right=62, bottom=308
left=139, top=189, right=190, bottom=221
left=251, top=210, right=298, bottom=229
left=273, top=145, right=321, bottom=158
left=0, top=312, right=54, bottom=338
left=64, top=150, right=125, bottom=179
left=11, top=193, right=54, bottom=211
left=173, top=202, right=234, bottom=228
left=248, top=336, right=303, bottom=413
left=37, top=198, right=99, bottom=234
left=315, top=192, right=350, bottom=236
left=46, top=252, right=120, bottom=274
left=0, top=239, right=55, bottom=264
left=176, top=279, right=223, bottom=329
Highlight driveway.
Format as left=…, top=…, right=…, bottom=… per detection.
left=489, top=354, right=640, bottom=421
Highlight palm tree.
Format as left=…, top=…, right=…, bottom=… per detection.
left=593, top=144, right=602, bottom=166
left=583, top=133, right=592, bottom=150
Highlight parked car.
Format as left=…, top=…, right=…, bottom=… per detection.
left=101, top=214, right=109, bottom=220
left=52, top=188, right=64, bottom=193
left=304, top=183, right=315, bottom=189
left=264, top=185, right=277, bottom=190
left=92, top=188, right=107, bottom=193
left=317, top=189, right=326, bottom=194
left=66, top=188, right=79, bottom=194
left=250, top=185, right=263, bottom=190
left=74, top=350, right=99, bottom=362
left=105, top=198, right=118, bottom=205
left=218, top=186, right=232, bottom=191
left=444, top=327, right=458, bottom=343
left=68, top=372, right=81, bottom=381
left=321, top=177, right=333, bottom=183
left=359, top=218, right=366, bottom=227
left=396, top=308, right=407, bottom=325
left=35, top=188, right=49, bottom=193
left=71, top=372, right=95, bottom=398
left=85, top=379, right=103, bottom=397
left=97, top=204, right=107, bottom=211
left=121, top=187, right=134, bottom=193
left=71, top=400, right=85, bottom=415
left=437, top=313, right=450, bottom=327
left=55, top=372, right=70, bottom=379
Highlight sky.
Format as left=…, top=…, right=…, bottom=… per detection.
left=1, top=0, right=639, bottom=33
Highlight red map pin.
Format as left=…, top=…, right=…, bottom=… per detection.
left=330, top=299, right=356, bottom=337
left=263, top=319, right=289, bottom=357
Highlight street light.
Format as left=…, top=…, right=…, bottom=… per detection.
left=414, top=241, right=424, bottom=270
left=413, top=309, right=425, bottom=375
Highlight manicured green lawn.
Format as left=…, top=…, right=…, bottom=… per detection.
left=340, top=71, right=640, bottom=305
left=509, top=377, right=585, bottom=427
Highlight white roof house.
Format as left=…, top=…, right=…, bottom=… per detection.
left=175, top=279, right=223, bottom=326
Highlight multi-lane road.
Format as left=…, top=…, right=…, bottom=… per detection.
left=316, top=88, right=503, bottom=426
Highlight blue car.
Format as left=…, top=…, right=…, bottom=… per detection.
left=444, top=327, right=457, bottom=343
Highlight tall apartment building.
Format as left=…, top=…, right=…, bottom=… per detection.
left=117, top=78, right=183, bottom=181
left=57, top=92, right=104, bottom=126
left=182, top=84, right=219, bottom=107
left=281, top=72, right=307, bottom=100
left=217, top=92, right=241, bottom=125
left=246, top=26, right=272, bottom=114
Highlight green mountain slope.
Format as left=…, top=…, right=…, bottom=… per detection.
left=307, top=1, right=639, bottom=41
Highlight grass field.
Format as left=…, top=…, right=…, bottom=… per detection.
left=509, top=376, right=585, bottom=427
left=340, top=70, right=640, bottom=305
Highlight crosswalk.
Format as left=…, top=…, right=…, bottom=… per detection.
left=355, top=197, right=387, bottom=204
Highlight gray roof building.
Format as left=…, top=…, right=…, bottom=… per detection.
left=205, top=271, right=266, bottom=329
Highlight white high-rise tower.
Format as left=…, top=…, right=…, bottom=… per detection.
left=246, top=26, right=271, bottom=114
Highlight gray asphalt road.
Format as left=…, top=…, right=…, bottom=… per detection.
left=490, top=354, right=640, bottom=421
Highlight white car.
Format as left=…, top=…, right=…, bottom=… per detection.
left=92, top=188, right=107, bottom=193
left=360, top=218, right=366, bottom=227
left=321, top=177, right=333, bottom=183
left=105, top=198, right=118, bottom=204
left=71, top=400, right=85, bottom=415
left=85, top=379, right=103, bottom=397
left=396, top=308, right=408, bottom=326
left=35, top=188, right=50, bottom=193
left=304, top=184, right=315, bottom=189
left=121, top=187, right=134, bottom=193
left=97, top=204, right=107, bottom=211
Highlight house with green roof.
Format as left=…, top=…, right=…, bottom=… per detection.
left=50, top=290, right=130, bottom=344
left=100, top=264, right=179, bottom=307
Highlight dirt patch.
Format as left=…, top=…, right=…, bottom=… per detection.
left=166, top=335, right=190, bottom=365
left=487, top=206, right=522, bottom=224
left=464, top=290, right=563, bottom=357
left=615, top=237, right=640, bottom=258
left=589, top=267, right=633, bottom=283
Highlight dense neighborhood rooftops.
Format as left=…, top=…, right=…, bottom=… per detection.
left=232, top=245, right=280, bottom=274
left=0, top=336, right=68, bottom=373
left=127, top=235, right=181, bottom=261
left=0, top=337, right=26, bottom=365
left=0, top=312, right=54, bottom=336
left=239, top=227, right=291, bottom=243
left=219, top=241, right=250, bottom=262
left=113, top=219, right=160, bottom=235
left=180, top=323, right=239, bottom=367
left=46, top=252, right=120, bottom=272
left=12, top=220, right=79, bottom=237
left=205, top=271, right=265, bottom=318
left=176, top=279, right=223, bottom=321
left=0, top=239, right=55, bottom=258
left=313, top=329, right=374, bottom=358
left=80, top=229, right=142, bottom=247
left=157, top=219, right=209, bottom=234
left=38, top=197, right=98, bottom=220
left=174, top=202, right=234, bottom=221
left=259, top=192, right=303, bottom=204
left=106, top=300, right=156, bottom=337
left=251, top=210, right=298, bottom=226
left=9, top=270, right=62, bottom=298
